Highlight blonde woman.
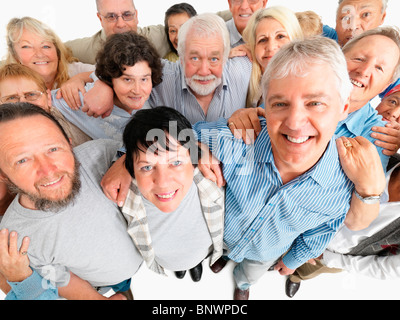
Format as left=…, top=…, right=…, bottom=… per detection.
left=5, top=17, right=95, bottom=108
left=241, top=6, right=304, bottom=107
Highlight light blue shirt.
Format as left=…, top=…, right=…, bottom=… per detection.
left=226, top=19, right=245, bottom=48
left=336, top=102, right=389, bottom=169
left=193, top=118, right=354, bottom=270
left=148, top=57, right=252, bottom=125
left=52, top=82, right=147, bottom=142
left=6, top=270, right=58, bottom=300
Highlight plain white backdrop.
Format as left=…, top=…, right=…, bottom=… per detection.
left=1, top=0, right=400, bottom=301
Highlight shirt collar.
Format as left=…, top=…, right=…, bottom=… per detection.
left=337, top=102, right=372, bottom=136
left=226, top=19, right=244, bottom=48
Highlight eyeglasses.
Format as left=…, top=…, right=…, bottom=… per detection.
left=231, top=0, right=262, bottom=5
left=99, top=11, right=136, bottom=23
left=1, top=91, right=44, bottom=104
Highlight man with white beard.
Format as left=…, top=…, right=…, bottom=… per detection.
left=147, top=13, right=252, bottom=125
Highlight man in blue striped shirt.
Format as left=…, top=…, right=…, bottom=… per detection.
left=148, top=13, right=252, bottom=125
left=194, top=37, right=357, bottom=300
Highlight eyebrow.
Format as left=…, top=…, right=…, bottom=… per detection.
left=122, top=72, right=152, bottom=78
left=267, top=93, right=331, bottom=103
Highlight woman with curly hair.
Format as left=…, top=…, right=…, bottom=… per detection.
left=51, top=31, right=163, bottom=142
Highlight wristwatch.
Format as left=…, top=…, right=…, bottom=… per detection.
left=354, top=189, right=382, bottom=205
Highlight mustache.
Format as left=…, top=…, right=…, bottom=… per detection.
left=190, top=74, right=218, bottom=82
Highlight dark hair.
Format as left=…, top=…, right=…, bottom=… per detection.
left=0, top=102, right=70, bottom=142
left=95, top=32, right=163, bottom=88
left=164, top=3, right=197, bottom=54
left=123, top=106, right=200, bottom=178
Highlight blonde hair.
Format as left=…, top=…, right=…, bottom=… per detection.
left=0, top=63, right=47, bottom=94
left=243, top=6, right=304, bottom=107
left=5, top=17, right=78, bottom=89
left=295, top=11, right=323, bottom=38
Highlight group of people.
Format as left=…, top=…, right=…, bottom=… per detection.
left=0, top=0, right=399, bottom=300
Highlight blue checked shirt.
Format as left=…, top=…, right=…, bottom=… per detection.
left=193, top=118, right=354, bottom=270
left=148, top=57, right=252, bottom=125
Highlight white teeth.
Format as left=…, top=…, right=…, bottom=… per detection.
left=287, top=136, right=310, bottom=144
left=351, top=79, right=364, bottom=88
left=157, top=191, right=177, bottom=199
left=42, top=177, right=62, bottom=187
left=240, top=14, right=251, bottom=17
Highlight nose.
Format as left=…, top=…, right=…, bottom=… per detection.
left=265, top=39, right=279, bottom=55
left=198, top=60, right=211, bottom=76
left=354, top=60, right=373, bottom=78
left=130, top=80, right=141, bottom=94
left=35, top=155, right=57, bottom=177
left=33, top=47, right=45, bottom=58
left=115, top=15, right=127, bottom=28
left=283, top=103, right=309, bottom=131
left=240, top=0, right=250, bottom=9
left=386, top=106, right=400, bottom=123
left=152, top=167, right=171, bottom=188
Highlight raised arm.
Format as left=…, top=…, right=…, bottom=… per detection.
left=337, top=136, right=386, bottom=231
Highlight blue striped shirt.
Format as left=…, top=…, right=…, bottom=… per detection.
left=193, top=118, right=354, bottom=269
left=148, top=57, right=252, bottom=125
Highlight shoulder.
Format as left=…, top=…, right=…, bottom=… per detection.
left=74, top=139, right=121, bottom=161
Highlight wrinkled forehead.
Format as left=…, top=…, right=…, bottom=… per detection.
left=338, top=0, right=383, bottom=14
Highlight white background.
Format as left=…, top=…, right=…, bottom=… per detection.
left=1, top=0, right=400, bottom=59
left=1, top=0, right=400, bottom=301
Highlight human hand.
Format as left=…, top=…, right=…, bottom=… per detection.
left=56, top=75, right=87, bottom=110
left=101, top=154, right=131, bottom=207
left=274, top=259, right=295, bottom=276
left=82, top=80, right=114, bottom=118
left=336, top=136, right=385, bottom=197
left=198, top=143, right=225, bottom=187
left=228, top=107, right=265, bottom=144
left=0, top=229, right=32, bottom=283
left=229, top=44, right=252, bottom=61
left=371, top=121, right=400, bottom=156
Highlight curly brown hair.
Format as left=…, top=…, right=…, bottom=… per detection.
left=95, top=32, right=163, bottom=88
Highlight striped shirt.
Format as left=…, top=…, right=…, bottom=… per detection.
left=193, top=118, right=354, bottom=270
left=148, top=57, right=252, bottom=125
left=52, top=82, right=149, bottom=142
left=226, top=19, right=245, bottom=48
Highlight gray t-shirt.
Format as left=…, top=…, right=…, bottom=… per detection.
left=143, top=182, right=212, bottom=271
left=0, top=139, right=143, bottom=288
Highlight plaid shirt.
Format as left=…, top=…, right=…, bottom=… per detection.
left=121, top=168, right=224, bottom=276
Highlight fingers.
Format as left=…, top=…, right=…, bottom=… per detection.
left=228, top=108, right=265, bottom=144
left=116, top=183, right=130, bottom=208
left=19, top=237, right=30, bottom=256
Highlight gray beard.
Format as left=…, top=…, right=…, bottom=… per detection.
left=7, top=160, right=81, bottom=213
left=185, top=75, right=222, bottom=96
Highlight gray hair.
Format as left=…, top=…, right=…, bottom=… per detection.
left=342, top=26, right=400, bottom=82
left=338, top=0, right=388, bottom=13
left=261, top=36, right=353, bottom=105
left=177, top=13, right=231, bottom=63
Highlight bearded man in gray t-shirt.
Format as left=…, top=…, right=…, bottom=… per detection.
left=0, top=103, right=142, bottom=300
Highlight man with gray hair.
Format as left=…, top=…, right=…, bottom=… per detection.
left=147, top=13, right=252, bottom=124
left=323, top=0, right=388, bottom=47
left=193, top=36, right=383, bottom=300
